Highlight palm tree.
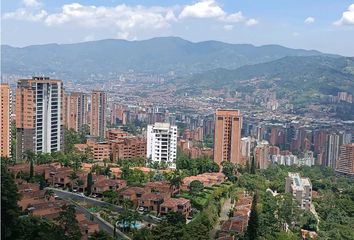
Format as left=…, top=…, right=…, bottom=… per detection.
left=103, top=166, right=112, bottom=177
left=68, top=172, right=79, bottom=190
left=122, top=198, right=133, bottom=209
left=44, top=189, right=54, bottom=201
left=167, top=170, right=183, bottom=195
left=117, top=210, right=133, bottom=232
left=24, top=150, right=37, bottom=180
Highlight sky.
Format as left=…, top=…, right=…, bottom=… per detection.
left=2, top=0, right=354, bottom=56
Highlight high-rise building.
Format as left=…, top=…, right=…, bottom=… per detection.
left=335, top=143, right=354, bottom=178
left=325, top=133, right=340, bottom=168
left=285, top=172, right=312, bottom=210
left=90, top=91, right=106, bottom=138
left=64, top=92, right=89, bottom=132
left=16, top=77, right=63, bottom=161
left=240, top=137, right=256, bottom=165
left=0, top=83, right=11, bottom=157
left=254, top=140, right=270, bottom=169
left=213, top=109, right=242, bottom=165
left=147, top=122, right=177, bottom=169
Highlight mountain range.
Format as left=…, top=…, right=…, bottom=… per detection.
left=1, top=37, right=336, bottom=81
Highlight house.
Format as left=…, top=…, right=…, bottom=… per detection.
left=160, top=197, right=191, bottom=218
left=28, top=199, right=66, bottom=219
left=181, top=172, right=226, bottom=191
left=119, top=187, right=146, bottom=206
left=92, top=177, right=127, bottom=195
left=46, top=167, right=73, bottom=187
left=138, top=192, right=166, bottom=212
left=144, top=181, right=178, bottom=196
left=110, top=167, right=122, bottom=178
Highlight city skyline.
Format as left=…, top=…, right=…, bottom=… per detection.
left=2, top=0, right=354, bottom=56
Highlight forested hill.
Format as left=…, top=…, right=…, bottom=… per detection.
left=2, top=37, right=334, bottom=81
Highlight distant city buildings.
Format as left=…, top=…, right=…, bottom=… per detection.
left=213, top=109, right=242, bottom=166
left=63, top=92, right=89, bottom=132
left=285, top=172, right=312, bottom=210
left=0, top=83, right=11, bottom=157
left=335, top=143, right=354, bottom=179
left=271, top=151, right=315, bottom=167
left=90, top=90, right=106, bottom=138
left=147, top=122, right=177, bottom=169
left=254, top=140, right=270, bottom=169
left=16, top=77, right=63, bottom=161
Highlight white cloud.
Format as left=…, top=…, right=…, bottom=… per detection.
left=292, top=32, right=300, bottom=37
left=179, top=0, right=224, bottom=19
left=334, top=4, right=354, bottom=26
left=304, top=17, right=315, bottom=24
left=42, top=3, right=175, bottom=39
left=2, top=0, right=258, bottom=40
left=22, top=0, right=41, bottom=8
left=246, top=18, right=258, bottom=26
left=2, top=8, right=47, bottom=22
left=223, top=24, right=234, bottom=31
left=179, top=0, right=257, bottom=26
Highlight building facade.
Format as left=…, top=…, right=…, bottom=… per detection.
left=147, top=122, right=177, bottom=168
left=285, top=172, right=312, bottom=210
left=213, top=109, right=242, bottom=165
left=90, top=91, right=106, bottom=138
left=335, top=143, right=354, bottom=178
left=0, top=83, right=11, bottom=157
left=16, top=77, right=63, bottom=161
left=254, top=140, right=270, bottom=169
left=64, top=92, right=89, bottom=132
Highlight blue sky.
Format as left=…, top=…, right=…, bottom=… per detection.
left=2, top=0, right=354, bottom=55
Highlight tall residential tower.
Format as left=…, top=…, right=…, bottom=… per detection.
left=90, top=90, right=106, bottom=138
left=64, top=92, right=89, bottom=132
left=0, top=84, right=11, bottom=157
left=16, top=77, right=63, bottom=162
left=213, top=109, right=242, bottom=165
left=147, top=122, right=177, bottom=169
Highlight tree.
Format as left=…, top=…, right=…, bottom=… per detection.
left=55, top=204, right=82, bottom=240
left=165, top=212, right=186, bottom=225
left=246, top=193, right=259, bottom=240
left=250, top=154, right=256, bottom=174
left=86, top=172, right=93, bottom=196
left=68, top=172, right=79, bottom=190
left=221, top=161, right=236, bottom=182
left=44, top=189, right=55, bottom=201
left=132, top=228, right=154, bottom=240
left=64, top=128, right=80, bottom=153
left=189, top=180, right=204, bottom=195
left=89, top=230, right=113, bottom=240
left=1, top=162, right=21, bottom=239
left=167, top=170, right=183, bottom=192
left=301, top=211, right=318, bottom=232
left=24, top=150, right=36, bottom=180
left=16, top=216, right=62, bottom=240
left=102, top=190, right=119, bottom=204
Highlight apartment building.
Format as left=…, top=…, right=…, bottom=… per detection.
left=16, top=77, right=63, bottom=161
left=254, top=140, right=270, bottom=169
left=285, top=172, right=312, bottom=210
left=147, top=122, right=177, bottom=169
left=63, top=92, right=89, bottom=132
left=335, top=143, right=354, bottom=178
left=0, top=83, right=11, bottom=157
left=90, top=90, right=106, bottom=138
left=213, top=109, right=242, bottom=165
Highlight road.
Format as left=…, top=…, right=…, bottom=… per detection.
left=47, top=187, right=160, bottom=225
left=73, top=201, right=130, bottom=240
